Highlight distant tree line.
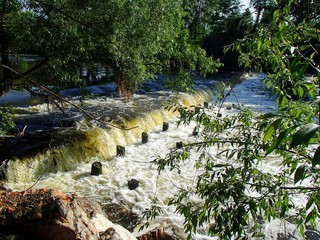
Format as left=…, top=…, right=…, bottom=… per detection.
left=1, top=0, right=319, bottom=99
left=0, top=0, right=223, bottom=98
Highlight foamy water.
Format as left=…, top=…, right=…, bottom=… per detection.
left=4, top=73, right=311, bottom=239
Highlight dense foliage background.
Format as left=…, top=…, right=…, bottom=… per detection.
left=1, top=0, right=223, bottom=98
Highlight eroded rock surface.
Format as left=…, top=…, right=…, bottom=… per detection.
left=0, top=188, right=136, bottom=240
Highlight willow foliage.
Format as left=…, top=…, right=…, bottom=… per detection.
left=2, top=0, right=221, bottom=97
left=145, top=0, right=320, bottom=239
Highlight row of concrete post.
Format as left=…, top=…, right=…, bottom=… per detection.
left=91, top=121, right=171, bottom=176
left=91, top=101, right=212, bottom=176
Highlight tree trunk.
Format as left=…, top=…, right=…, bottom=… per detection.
left=114, top=68, right=133, bottom=99
left=0, top=37, right=11, bottom=93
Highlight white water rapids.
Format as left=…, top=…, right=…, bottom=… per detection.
left=1, top=73, right=317, bottom=239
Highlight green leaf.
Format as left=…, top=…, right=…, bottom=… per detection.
left=273, top=9, right=279, bottom=19
left=297, top=86, right=304, bottom=98
left=312, top=146, right=320, bottom=167
left=299, top=224, right=305, bottom=237
left=213, top=164, right=229, bottom=168
left=263, top=118, right=282, bottom=143
left=251, top=169, right=261, bottom=175
left=306, top=209, right=316, bottom=223
left=264, top=140, right=278, bottom=155
left=305, top=28, right=319, bottom=39
left=199, top=209, right=206, bottom=223
left=265, top=125, right=298, bottom=155
left=257, top=42, right=262, bottom=52
left=277, top=125, right=298, bottom=146
left=294, top=165, right=305, bottom=184
left=306, top=196, right=314, bottom=210
left=310, top=52, right=316, bottom=59
left=290, top=123, right=320, bottom=149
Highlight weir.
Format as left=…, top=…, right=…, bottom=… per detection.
left=2, top=82, right=225, bottom=183
left=4, top=74, right=298, bottom=239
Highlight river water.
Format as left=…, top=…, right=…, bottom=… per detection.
left=1, top=73, right=314, bottom=239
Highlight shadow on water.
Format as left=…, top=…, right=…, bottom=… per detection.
left=305, top=229, right=320, bottom=240
left=102, top=202, right=139, bottom=232
left=276, top=228, right=320, bottom=240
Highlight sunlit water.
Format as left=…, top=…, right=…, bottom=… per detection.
left=3, top=73, right=312, bottom=239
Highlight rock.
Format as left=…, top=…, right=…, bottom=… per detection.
left=102, top=203, right=139, bottom=232
left=93, top=214, right=137, bottom=240
left=175, top=142, right=183, bottom=149
left=0, top=188, right=99, bottom=239
left=0, top=188, right=136, bottom=240
left=136, top=224, right=177, bottom=240
left=162, top=122, right=169, bottom=131
left=128, top=179, right=139, bottom=190
left=116, top=145, right=125, bottom=157
left=100, top=227, right=120, bottom=240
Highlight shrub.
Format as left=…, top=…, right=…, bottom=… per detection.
left=0, top=106, right=15, bottom=135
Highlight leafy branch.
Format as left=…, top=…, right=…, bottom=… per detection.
left=144, top=2, right=320, bottom=236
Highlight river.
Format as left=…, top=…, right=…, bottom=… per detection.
left=0, top=73, right=315, bottom=239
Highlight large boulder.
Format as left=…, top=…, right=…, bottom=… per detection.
left=0, top=188, right=136, bottom=240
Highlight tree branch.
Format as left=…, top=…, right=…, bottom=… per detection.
left=246, top=181, right=320, bottom=192
left=0, top=64, right=138, bottom=131
left=34, top=0, right=110, bottom=38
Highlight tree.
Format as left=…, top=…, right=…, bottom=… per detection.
left=0, top=0, right=20, bottom=94
left=249, top=0, right=274, bottom=26
left=1, top=0, right=220, bottom=98
left=201, top=7, right=253, bottom=70
left=182, top=0, right=253, bottom=70
left=144, top=0, right=320, bottom=239
left=291, top=0, right=320, bottom=25
left=0, top=105, right=14, bottom=135
left=250, top=0, right=320, bottom=27
left=184, top=0, right=251, bottom=39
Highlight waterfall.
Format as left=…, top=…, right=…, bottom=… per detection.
left=6, top=74, right=301, bottom=240
left=4, top=83, right=225, bottom=183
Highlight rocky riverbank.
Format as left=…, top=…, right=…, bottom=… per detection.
left=0, top=187, right=176, bottom=240
left=0, top=187, right=132, bottom=239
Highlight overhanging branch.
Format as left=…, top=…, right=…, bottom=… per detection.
left=0, top=64, right=138, bottom=131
